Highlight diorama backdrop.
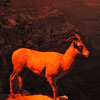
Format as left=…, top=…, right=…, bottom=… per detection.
left=0, top=0, right=100, bottom=100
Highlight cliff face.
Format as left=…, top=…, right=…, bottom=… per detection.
left=10, top=0, right=100, bottom=51
left=0, top=7, right=82, bottom=53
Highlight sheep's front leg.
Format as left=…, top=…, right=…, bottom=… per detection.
left=47, top=76, right=57, bottom=100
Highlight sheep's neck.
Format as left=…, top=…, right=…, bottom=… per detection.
left=62, top=43, right=78, bottom=71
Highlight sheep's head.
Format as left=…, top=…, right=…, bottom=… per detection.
left=66, top=34, right=90, bottom=57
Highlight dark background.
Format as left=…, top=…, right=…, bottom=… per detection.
left=0, top=0, right=100, bottom=100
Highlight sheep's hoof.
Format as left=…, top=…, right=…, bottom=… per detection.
left=9, top=93, right=21, bottom=98
left=57, top=95, right=68, bottom=100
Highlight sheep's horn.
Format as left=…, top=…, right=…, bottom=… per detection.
left=66, top=36, right=77, bottom=42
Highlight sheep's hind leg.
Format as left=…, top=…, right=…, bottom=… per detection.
left=10, top=70, right=22, bottom=98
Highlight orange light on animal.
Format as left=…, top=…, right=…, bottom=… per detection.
left=10, top=34, right=89, bottom=100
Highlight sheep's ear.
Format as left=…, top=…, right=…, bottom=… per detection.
left=73, top=40, right=77, bottom=48
left=75, top=34, right=81, bottom=40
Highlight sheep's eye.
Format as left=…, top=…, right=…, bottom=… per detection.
left=78, top=46, right=83, bottom=51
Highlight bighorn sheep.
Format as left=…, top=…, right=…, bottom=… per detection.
left=10, top=34, right=89, bottom=100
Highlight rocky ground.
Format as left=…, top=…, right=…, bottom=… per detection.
left=6, top=94, right=68, bottom=100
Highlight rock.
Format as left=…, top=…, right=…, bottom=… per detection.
left=6, top=94, right=53, bottom=100
left=6, top=94, right=68, bottom=100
